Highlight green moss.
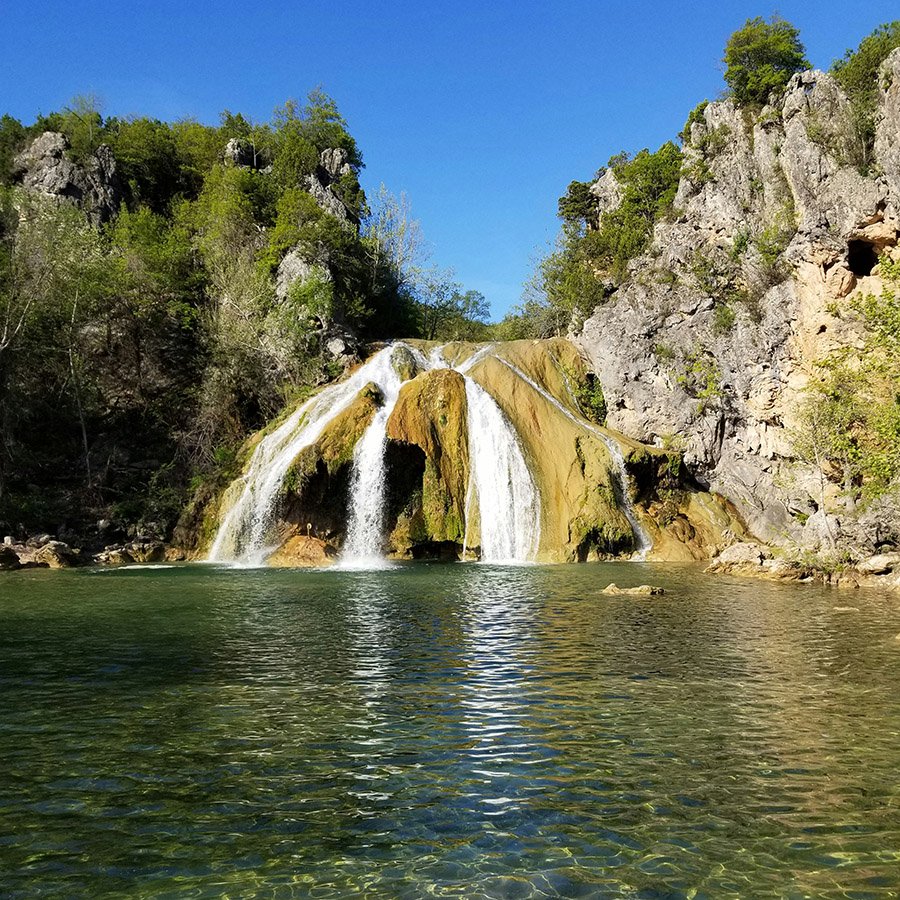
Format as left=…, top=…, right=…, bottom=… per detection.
left=420, top=460, right=464, bottom=542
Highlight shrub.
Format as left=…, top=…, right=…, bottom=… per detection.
left=832, top=21, right=900, bottom=172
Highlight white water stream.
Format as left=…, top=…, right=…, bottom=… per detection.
left=339, top=346, right=428, bottom=568
left=208, top=344, right=418, bottom=565
left=487, top=355, right=652, bottom=558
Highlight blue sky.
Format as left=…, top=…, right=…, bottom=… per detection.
left=3, top=1, right=898, bottom=318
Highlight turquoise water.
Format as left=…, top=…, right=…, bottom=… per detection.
left=1, top=562, right=899, bottom=898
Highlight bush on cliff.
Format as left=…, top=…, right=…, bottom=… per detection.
left=723, top=16, right=809, bottom=106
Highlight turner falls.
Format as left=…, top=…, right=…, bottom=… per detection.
left=208, top=341, right=650, bottom=566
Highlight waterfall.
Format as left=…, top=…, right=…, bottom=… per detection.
left=425, top=344, right=541, bottom=564
left=208, top=344, right=417, bottom=565
left=463, top=378, right=541, bottom=563
left=486, top=355, right=652, bottom=559
left=339, top=347, right=427, bottom=568
left=209, top=338, right=643, bottom=568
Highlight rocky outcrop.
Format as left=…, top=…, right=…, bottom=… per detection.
left=13, top=131, right=122, bottom=223
left=576, top=61, right=900, bottom=555
left=0, top=546, right=22, bottom=570
left=706, top=541, right=900, bottom=590
left=601, top=583, right=665, bottom=596
left=386, top=368, right=471, bottom=553
left=306, top=148, right=359, bottom=226
left=268, top=535, right=336, bottom=567
left=33, top=540, right=82, bottom=568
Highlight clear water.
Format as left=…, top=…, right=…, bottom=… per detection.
left=2, top=564, right=900, bottom=898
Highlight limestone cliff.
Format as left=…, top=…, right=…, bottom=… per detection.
left=575, top=52, right=900, bottom=558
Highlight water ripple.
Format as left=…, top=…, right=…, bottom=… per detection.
left=1, top=562, right=899, bottom=897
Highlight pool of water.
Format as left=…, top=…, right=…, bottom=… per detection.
left=1, top=562, right=899, bottom=897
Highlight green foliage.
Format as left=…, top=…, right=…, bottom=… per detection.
left=585, top=142, right=682, bottom=279
left=679, top=101, right=709, bottom=143
left=557, top=180, right=596, bottom=226
left=723, top=16, right=809, bottom=106
left=107, top=116, right=184, bottom=210
left=509, top=143, right=681, bottom=340
left=755, top=197, right=796, bottom=280
left=0, top=115, right=26, bottom=185
left=832, top=22, right=900, bottom=173
left=59, top=94, right=105, bottom=160
left=677, top=349, right=723, bottom=412
left=0, top=89, right=437, bottom=540
left=572, top=372, right=607, bottom=425
left=796, top=254, right=900, bottom=498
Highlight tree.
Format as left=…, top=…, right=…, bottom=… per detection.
left=832, top=21, right=900, bottom=169
left=557, top=180, right=596, bottom=228
left=60, top=93, right=105, bottom=159
left=0, top=115, right=25, bottom=185
left=417, top=269, right=490, bottom=340
left=723, top=16, right=809, bottom=106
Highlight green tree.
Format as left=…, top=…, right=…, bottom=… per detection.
left=723, top=16, right=809, bottom=106
left=0, top=115, right=26, bottom=185
left=832, top=21, right=900, bottom=170
left=557, top=180, right=596, bottom=227
left=60, top=93, right=105, bottom=160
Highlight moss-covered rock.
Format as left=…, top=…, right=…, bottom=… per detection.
left=386, top=369, right=470, bottom=552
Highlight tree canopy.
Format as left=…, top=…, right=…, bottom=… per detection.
left=723, top=16, right=809, bottom=106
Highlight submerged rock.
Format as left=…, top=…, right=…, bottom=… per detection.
left=601, top=583, right=666, bottom=595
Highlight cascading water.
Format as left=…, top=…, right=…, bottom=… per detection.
left=487, top=355, right=652, bottom=558
left=463, top=378, right=541, bottom=562
left=339, top=346, right=428, bottom=568
left=429, top=344, right=542, bottom=564
left=209, top=338, right=642, bottom=568
left=208, top=344, right=417, bottom=565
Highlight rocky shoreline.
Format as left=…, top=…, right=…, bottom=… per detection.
left=4, top=530, right=900, bottom=592
left=706, top=541, right=900, bottom=590
left=0, top=534, right=187, bottom=570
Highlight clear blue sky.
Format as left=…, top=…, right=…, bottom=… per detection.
left=3, top=1, right=897, bottom=318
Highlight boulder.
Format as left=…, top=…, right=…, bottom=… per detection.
left=94, top=547, right=134, bottom=566
left=706, top=541, right=772, bottom=574
left=127, top=541, right=165, bottom=563
left=14, top=131, right=122, bottom=224
left=34, top=541, right=80, bottom=569
left=857, top=553, right=900, bottom=576
left=268, top=535, right=336, bottom=567
left=306, top=148, right=359, bottom=225
left=275, top=249, right=332, bottom=303
left=0, top=546, right=21, bottom=570
left=601, top=583, right=665, bottom=596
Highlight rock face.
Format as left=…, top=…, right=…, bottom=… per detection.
left=386, top=368, right=471, bottom=554
left=306, top=148, right=359, bottom=226
left=13, top=131, right=122, bottom=223
left=575, top=59, right=900, bottom=553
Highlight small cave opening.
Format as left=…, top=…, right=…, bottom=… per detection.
left=847, top=239, right=878, bottom=277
